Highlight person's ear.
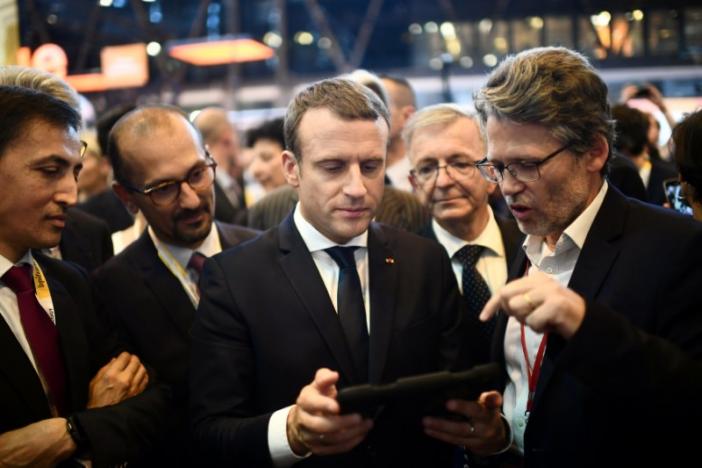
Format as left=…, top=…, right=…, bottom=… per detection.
left=584, top=134, right=609, bottom=174
left=113, top=183, right=140, bottom=215
left=282, top=150, right=300, bottom=188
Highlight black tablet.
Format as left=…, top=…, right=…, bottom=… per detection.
left=337, top=362, right=501, bottom=417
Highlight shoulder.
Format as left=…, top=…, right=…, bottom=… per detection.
left=34, top=252, right=90, bottom=292
left=216, top=222, right=260, bottom=247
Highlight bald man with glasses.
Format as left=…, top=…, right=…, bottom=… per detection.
left=91, top=106, right=258, bottom=466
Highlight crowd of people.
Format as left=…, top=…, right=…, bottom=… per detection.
left=0, top=45, right=701, bottom=468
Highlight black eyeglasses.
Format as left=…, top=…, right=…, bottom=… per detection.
left=476, top=142, right=573, bottom=183
left=410, top=159, right=480, bottom=185
left=123, top=157, right=217, bottom=206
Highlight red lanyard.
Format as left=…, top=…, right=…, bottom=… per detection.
left=519, top=258, right=547, bottom=415
left=520, top=325, right=548, bottom=415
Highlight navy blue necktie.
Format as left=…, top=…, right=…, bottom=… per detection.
left=454, top=245, right=496, bottom=341
left=325, top=246, right=369, bottom=381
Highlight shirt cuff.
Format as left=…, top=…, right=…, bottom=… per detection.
left=490, top=412, right=515, bottom=455
left=268, top=406, right=310, bottom=467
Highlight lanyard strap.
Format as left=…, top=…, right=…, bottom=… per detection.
left=520, top=325, right=548, bottom=414
left=30, top=258, right=55, bottom=324
left=519, top=256, right=547, bottom=415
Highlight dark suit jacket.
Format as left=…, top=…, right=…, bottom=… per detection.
left=490, top=186, right=702, bottom=468
left=247, top=184, right=430, bottom=235
left=60, top=208, right=114, bottom=272
left=420, top=215, right=524, bottom=363
left=190, top=213, right=474, bottom=467
left=0, top=253, right=169, bottom=467
left=91, top=222, right=258, bottom=465
left=77, top=189, right=134, bottom=234
left=214, top=180, right=248, bottom=226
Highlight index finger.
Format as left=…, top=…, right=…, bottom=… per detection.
left=479, top=293, right=501, bottom=322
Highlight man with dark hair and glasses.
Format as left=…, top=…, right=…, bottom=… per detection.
left=422, top=47, right=702, bottom=468
left=91, top=105, right=258, bottom=465
left=404, top=103, right=522, bottom=364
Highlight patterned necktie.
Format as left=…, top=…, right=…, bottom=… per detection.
left=454, top=245, right=496, bottom=342
left=187, top=252, right=207, bottom=294
left=2, top=264, right=67, bottom=415
left=325, top=246, right=369, bottom=381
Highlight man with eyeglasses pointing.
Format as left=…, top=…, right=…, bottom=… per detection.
left=421, top=47, right=702, bottom=468
left=91, top=105, right=258, bottom=465
left=404, top=103, right=523, bottom=365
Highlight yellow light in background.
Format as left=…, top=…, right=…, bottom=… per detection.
left=440, top=22, right=456, bottom=38
left=446, top=38, right=461, bottom=56
left=425, top=22, right=438, bottom=34
left=169, top=37, right=274, bottom=65
left=99, top=0, right=113, bottom=6
left=633, top=10, right=644, bottom=21
left=318, top=37, right=332, bottom=49
left=591, top=11, right=611, bottom=27
left=408, top=23, right=422, bottom=35
left=146, top=41, right=161, bottom=56
left=479, top=19, right=493, bottom=34
left=529, top=16, right=544, bottom=29
left=294, top=31, right=313, bottom=45
left=493, top=37, right=508, bottom=53
left=263, top=31, right=282, bottom=48
left=483, top=54, right=497, bottom=67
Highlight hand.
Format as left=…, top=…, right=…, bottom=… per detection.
left=423, top=391, right=507, bottom=456
left=479, top=271, right=586, bottom=339
left=87, top=352, right=149, bottom=408
left=0, top=418, right=76, bottom=467
left=286, top=368, right=373, bottom=456
left=642, top=84, right=666, bottom=111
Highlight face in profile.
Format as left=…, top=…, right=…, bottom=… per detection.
left=0, top=119, right=83, bottom=261
left=284, top=107, right=387, bottom=244
left=117, top=115, right=215, bottom=248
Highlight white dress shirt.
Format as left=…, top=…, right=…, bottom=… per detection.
left=148, top=224, right=222, bottom=307
left=268, top=203, right=371, bottom=467
left=431, top=206, right=508, bottom=295
left=503, top=181, right=608, bottom=453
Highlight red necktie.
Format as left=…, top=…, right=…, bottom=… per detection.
left=2, top=264, right=67, bottom=415
left=187, top=252, right=207, bottom=295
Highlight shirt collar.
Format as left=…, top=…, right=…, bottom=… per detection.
left=148, top=223, right=222, bottom=269
left=523, top=180, right=609, bottom=257
left=0, top=250, right=35, bottom=279
left=432, top=206, right=505, bottom=259
left=293, top=202, right=368, bottom=253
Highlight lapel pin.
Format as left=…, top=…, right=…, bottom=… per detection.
left=385, top=257, right=395, bottom=264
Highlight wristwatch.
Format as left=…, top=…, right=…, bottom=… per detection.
left=65, top=415, right=89, bottom=456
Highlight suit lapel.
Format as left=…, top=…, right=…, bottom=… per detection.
left=0, top=315, right=51, bottom=420
left=216, top=222, right=239, bottom=250
left=47, top=273, right=91, bottom=412
left=367, top=223, right=398, bottom=384
left=277, top=214, right=360, bottom=384
left=131, top=233, right=195, bottom=340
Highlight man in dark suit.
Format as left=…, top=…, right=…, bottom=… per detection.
left=404, top=103, right=523, bottom=364
left=190, top=78, right=474, bottom=467
left=423, top=47, right=702, bottom=467
left=0, top=85, right=168, bottom=466
left=58, top=208, right=113, bottom=272
left=92, top=105, right=258, bottom=465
